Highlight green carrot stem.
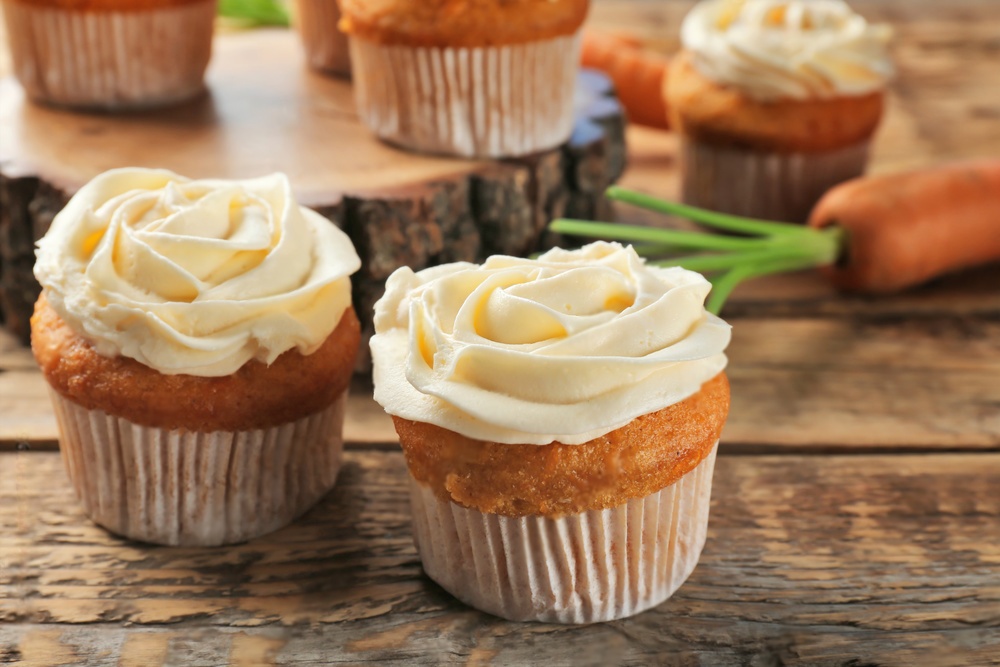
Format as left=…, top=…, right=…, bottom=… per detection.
left=663, top=226, right=843, bottom=271
left=550, top=193, right=848, bottom=314
left=550, top=219, right=776, bottom=251
left=605, top=186, right=808, bottom=237
left=627, top=243, right=681, bottom=256
left=217, top=0, right=290, bottom=26
left=653, top=247, right=808, bottom=272
left=704, top=254, right=826, bottom=314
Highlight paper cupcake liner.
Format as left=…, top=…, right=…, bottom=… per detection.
left=679, top=138, right=871, bottom=223
left=349, top=33, right=580, bottom=158
left=294, top=0, right=351, bottom=77
left=2, top=0, right=216, bottom=110
left=408, top=443, right=718, bottom=623
left=49, top=389, right=347, bottom=546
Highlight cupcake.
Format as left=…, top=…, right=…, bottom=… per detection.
left=2, top=0, right=216, bottom=110
left=31, top=168, right=362, bottom=546
left=665, top=0, right=894, bottom=222
left=339, top=0, right=590, bottom=157
left=370, top=242, right=731, bottom=623
left=294, top=0, right=352, bottom=77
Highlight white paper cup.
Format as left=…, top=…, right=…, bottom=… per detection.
left=294, top=0, right=351, bottom=77
left=408, top=443, right=719, bottom=623
left=49, top=389, right=347, bottom=546
left=2, top=0, right=216, bottom=110
left=349, top=33, right=580, bottom=158
left=680, top=138, right=871, bottom=223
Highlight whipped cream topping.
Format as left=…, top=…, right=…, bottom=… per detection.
left=681, top=0, right=894, bottom=101
left=371, top=242, right=730, bottom=445
left=35, top=168, right=360, bottom=377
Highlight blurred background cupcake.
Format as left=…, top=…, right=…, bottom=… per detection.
left=31, top=168, right=361, bottom=546
left=338, top=0, right=590, bottom=158
left=2, top=0, right=217, bottom=110
left=293, top=0, right=351, bottom=77
left=371, top=242, right=731, bottom=622
left=666, top=0, right=894, bottom=222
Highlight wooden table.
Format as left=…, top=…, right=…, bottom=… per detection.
left=2, top=1, right=1000, bottom=664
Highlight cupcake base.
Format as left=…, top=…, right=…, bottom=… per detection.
left=349, top=33, right=580, bottom=158
left=408, top=444, right=718, bottom=623
left=50, top=390, right=347, bottom=546
left=679, top=138, right=871, bottom=223
left=2, top=0, right=216, bottom=110
left=294, top=0, right=351, bottom=77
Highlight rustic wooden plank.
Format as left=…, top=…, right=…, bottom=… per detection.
left=1, top=622, right=997, bottom=667
left=6, top=314, right=1000, bottom=451
left=724, top=316, right=1000, bottom=449
left=0, top=326, right=34, bottom=369
left=0, top=450, right=998, bottom=665
left=725, top=265, right=1000, bottom=318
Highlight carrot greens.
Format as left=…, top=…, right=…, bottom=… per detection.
left=218, top=0, right=290, bottom=27
left=550, top=186, right=845, bottom=315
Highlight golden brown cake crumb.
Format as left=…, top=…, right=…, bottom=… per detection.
left=31, top=292, right=360, bottom=432
left=395, top=373, right=730, bottom=517
left=666, top=51, right=884, bottom=153
left=339, top=0, right=589, bottom=47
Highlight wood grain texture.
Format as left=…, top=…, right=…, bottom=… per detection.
left=1, top=450, right=998, bottom=665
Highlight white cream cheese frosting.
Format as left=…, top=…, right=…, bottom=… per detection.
left=370, top=242, right=730, bottom=445
left=34, top=168, right=361, bottom=377
left=681, top=0, right=894, bottom=101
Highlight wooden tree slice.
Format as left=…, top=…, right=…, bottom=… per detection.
left=0, top=29, right=626, bottom=363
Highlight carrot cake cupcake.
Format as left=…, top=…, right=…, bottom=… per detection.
left=665, top=0, right=894, bottom=222
left=31, top=168, right=362, bottom=546
left=2, top=0, right=216, bottom=109
left=338, top=0, right=590, bottom=157
left=370, top=241, right=731, bottom=622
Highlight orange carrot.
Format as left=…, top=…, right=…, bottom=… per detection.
left=581, top=31, right=671, bottom=130
left=808, top=159, right=1000, bottom=293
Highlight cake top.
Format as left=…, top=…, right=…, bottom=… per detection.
left=34, top=168, right=360, bottom=377
left=14, top=0, right=209, bottom=9
left=338, top=0, right=590, bottom=47
left=681, top=0, right=894, bottom=101
left=370, top=242, right=731, bottom=445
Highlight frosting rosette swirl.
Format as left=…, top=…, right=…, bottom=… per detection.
left=682, top=0, right=894, bottom=101
left=34, top=168, right=361, bottom=377
left=371, top=242, right=730, bottom=445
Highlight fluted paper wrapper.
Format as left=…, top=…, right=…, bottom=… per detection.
left=49, top=390, right=346, bottom=546
left=2, top=0, right=215, bottom=110
left=680, top=138, right=871, bottom=223
left=349, top=33, right=580, bottom=158
left=294, top=0, right=351, bottom=77
left=409, top=444, right=718, bottom=623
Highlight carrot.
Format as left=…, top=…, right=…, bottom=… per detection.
left=808, top=159, right=1000, bottom=293
left=581, top=31, right=671, bottom=130
left=549, top=159, right=1000, bottom=313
